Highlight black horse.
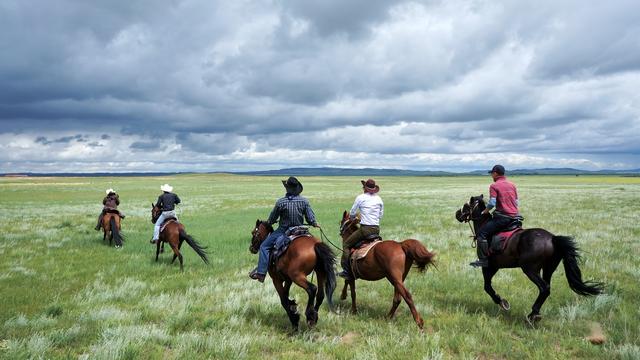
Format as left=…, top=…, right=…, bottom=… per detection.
left=456, top=195, right=604, bottom=324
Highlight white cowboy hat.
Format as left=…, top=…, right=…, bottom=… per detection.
left=160, top=184, right=173, bottom=192
left=105, top=188, right=115, bottom=194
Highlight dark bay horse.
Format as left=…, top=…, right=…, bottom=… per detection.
left=455, top=195, right=604, bottom=324
left=151, top=204, right=209, bottom=271
left=250, top=220, right=337, bottom=331
left=101, top=211, right=123, bottom=248
left=339, top=211, right=436, bottom=331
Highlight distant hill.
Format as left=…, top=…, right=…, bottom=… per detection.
left=3, top=167, right=639, bottom=177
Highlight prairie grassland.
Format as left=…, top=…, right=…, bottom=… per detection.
left=0, top=174, right=639, bottom=359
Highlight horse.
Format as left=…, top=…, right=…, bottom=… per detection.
left=455, top=195, right=604, bottom=325
left=151, top=204, right=209, bottom=271
left=338, top=211, right=436, bottom=331
left=101, top=210, right=123, bottom=248
left=250, top=220, right=337, bottom=331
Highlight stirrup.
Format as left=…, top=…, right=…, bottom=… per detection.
left=469, top=259, right=488, bottom=268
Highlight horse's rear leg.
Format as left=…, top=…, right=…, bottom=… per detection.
left=172, top=239, right=184, bottom=264
left=482, top=267, right=509, bottom=310
left=389, top=277, right=423, bottom=331
left=522, top=266, right=550, bottom=325
left=292, top=274, right=318, bottom=327
left=155, top=241, right=161, bottom=262
left=387, top=288, right=402, bottom=319
left=169, top=243, right=183, bottom=271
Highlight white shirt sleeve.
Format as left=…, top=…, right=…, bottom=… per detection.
left=379, top=198, right=384, bottom=219
left=349, top=195, right=361, bottom=219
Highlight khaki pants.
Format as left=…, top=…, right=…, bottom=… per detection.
left=342, top=225, right=380, bottom=265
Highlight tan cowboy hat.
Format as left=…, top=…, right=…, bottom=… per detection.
left=105, top=188, right=115, bottom=195
left=160, top=184, right=173, bottom=192
left=361, top=179, right=380, bottom=193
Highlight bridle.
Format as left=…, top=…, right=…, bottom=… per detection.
left=458, top=199, right=488, bottom=246
left=339, top=217, right=359, bottom=238
left=250, top=221, right=272, bottom=253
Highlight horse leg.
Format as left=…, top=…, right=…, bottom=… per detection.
left=522, top=266, right=549, bottom=325
left=170, top=242, right=184, bottom=272
left=171, top=239, right=184, bottom=264
left=482, top=266, right=509, bottom=310
left=155, top=240, right=161, bottom=262
left=348, top=279, right=357, bottom=314
left=273, top=278, right=300, bottom=331
left=340, top=281, right=349, bottom=301
left=387, top=288, right=402, bottom=319
left=389, top=277, right=423, bottom=331
left=291, top=273, right=318, bottom=327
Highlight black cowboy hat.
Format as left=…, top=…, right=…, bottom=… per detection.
left=282, top=176, right=303, bottom=195
left=361, top=179, right=380, bottom=193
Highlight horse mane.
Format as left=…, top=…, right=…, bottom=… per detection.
left=259, top=220, right=274, bottom=233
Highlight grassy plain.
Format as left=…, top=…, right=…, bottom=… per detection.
left=0, top=174, right=638, bottom=359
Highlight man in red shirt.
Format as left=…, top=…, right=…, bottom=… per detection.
left=470, top=165, right=520, bottom=268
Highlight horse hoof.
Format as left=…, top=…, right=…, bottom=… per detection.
left=525, top=313, right=542, bottom=327
left=499, top=299, right=510, bottom=311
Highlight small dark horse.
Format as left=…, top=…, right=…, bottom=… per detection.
left=250, top=220, right=337, bottom=331
left=339, top=211, right=436, bottom=331
left=151, top=204, right=209, bottom=271
left=101, top=211, right=123, bottom=248
left=455, top=195, right=604, bottom=324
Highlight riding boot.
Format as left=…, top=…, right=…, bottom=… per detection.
left=95, top=214, right=103, bottom=231
left=338, top=259, right=353, bottom=280
left=470, top=239, right=489, bottom=267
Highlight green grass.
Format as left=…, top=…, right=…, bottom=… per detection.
left=0, top=174, right=638, bottom=359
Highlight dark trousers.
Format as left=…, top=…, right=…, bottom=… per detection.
left=476, top=214, right=513, bottom=258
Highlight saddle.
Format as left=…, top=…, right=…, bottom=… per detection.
left=350, top=240, right=382, bottom=261
left=159, top=217, right=178, bottom=233
left=270, top=226, right=313, bottom=264
left=489, top=228, right=523, bottom=255
left=104, top=208, right=124, bottom=218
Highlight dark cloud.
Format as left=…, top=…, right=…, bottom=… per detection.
left=1, top=0, right=639, bottom=171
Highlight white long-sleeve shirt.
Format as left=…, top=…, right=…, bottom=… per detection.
left=349, top=193, right=384, bottom=226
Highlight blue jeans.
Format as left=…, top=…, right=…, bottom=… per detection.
left=256, top=227, right=286, bottom=275
left=153, top=211, right=177, bottom=240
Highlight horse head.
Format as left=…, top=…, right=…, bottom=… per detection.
left=151, top=203, right=161, bottom=224
left=339, top=210, right=360, bottom=240
left=250, top=219, right=273, bottom=254
left=455, top=195, right=486, bottom=223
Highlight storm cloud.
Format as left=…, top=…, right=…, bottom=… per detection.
left=1, top=0, right=639, bottom=173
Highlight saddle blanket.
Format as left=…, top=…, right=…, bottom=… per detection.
left=350, top=240, right=382, bottom=261
left=272, top=231, right=313, bottom=262
left=490, top=228, right=523, bottom=254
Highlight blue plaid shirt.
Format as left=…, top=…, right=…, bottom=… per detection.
left=268, top=194, right=317, bottom=229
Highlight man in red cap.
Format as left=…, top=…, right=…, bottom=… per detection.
left=338, top=179, right=384, bottom=279
left=470, top=165, right=520, bottom=268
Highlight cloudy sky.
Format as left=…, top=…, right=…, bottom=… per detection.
left=1, top=0, right=639, bottom=173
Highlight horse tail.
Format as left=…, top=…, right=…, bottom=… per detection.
left=400, top=239, right=436, bottom=272
left=179, top=229, right=210, bottom=265
left=552, top=235, right=604, bottom=296
left=314, top=242, right=337, bottom=309
left=109, top=216, right=124, bottom=247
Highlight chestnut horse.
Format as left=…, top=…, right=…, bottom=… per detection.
left=250, top=220, right=336, bottom=331
left=151, top=204, right=209, bottom=271
left=339, top=211, right=436, bottom=331
left=455, top=195, right=604, bottom=325
left=101, top=211, right=123, bottom=248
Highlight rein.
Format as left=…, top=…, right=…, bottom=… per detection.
left=318, top=226, right=343, bottom=252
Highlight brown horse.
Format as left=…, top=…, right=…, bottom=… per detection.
left=456, top=195, right=604, bottom=325
left=151, top=204, right=209, bottom=271
left=250, top=220, right=337, bottom=331
left=339, top=211, right=436, bottom=331
left=101, top=211, right=123, bottom=248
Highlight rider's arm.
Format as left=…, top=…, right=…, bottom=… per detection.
left=305, top=201, right=318, bottom=227
left=379, top=199, right=384, bottom=219
left=115, top=195, right=120, bottom=206
left=155, top=195, right=163, bottom=208
left=267, top=201, right=280, bottom=225
left=349, top=196, right=361, bottom=219
left=174, top=194, right=181, bottom=205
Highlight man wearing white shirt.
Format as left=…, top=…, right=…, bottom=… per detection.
left=339, top=179, right=384, bottom=279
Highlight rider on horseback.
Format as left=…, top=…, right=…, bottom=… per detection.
left=151, top=184, right=181, bottom=244
left=95, top=189, right=124, bottom=230
left=338, top=179, right=384, bottom=280
left=470, top=165, right=520, bottom=268
left=249, top=177, right=320, bottom=283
